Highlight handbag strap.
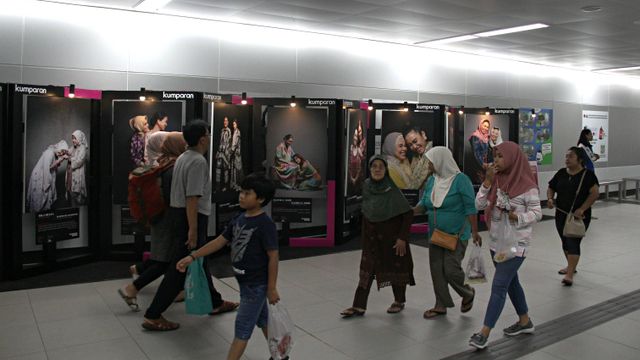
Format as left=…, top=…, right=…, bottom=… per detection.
left=568, top=170, right=587, bottom=213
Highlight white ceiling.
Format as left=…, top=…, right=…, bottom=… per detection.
left=44, top=0, right=640, bottom=72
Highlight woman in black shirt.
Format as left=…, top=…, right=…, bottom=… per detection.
left=547, top=147, right=599, bottom=286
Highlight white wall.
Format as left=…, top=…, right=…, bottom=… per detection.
left=2, top=1, right=640, bottom=176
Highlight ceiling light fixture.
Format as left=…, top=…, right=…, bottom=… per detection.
left=139, top=87, right=146, bottom=101
left=403, top=101, right=409, bottom=112
left=581, top=5, right=602, bottom=13
left=458, top=106, right=464, bottom=115
left=531, top=108, right=537, bottom=118
left=418, top=23, right=549, bottom=46
left=595, top=65, right=640, bottom=72
left=416, top=35, right=477, bottom=45
left=475, top=23, right=549, bottom=38
left=485, top=107, right=491, bottom=116
left=290, top=95, right=296, bottom=108
left=68, top=84, right=75, bottom=98
left=241, top=92, right=247, bottom=105
left=135, top=0, right=173, bottom=11
left=367, top=99, right=374, bottom=111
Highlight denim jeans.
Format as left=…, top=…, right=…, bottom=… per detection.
left=235, top=283, right=269, bottom=340
left=483, top=252, right=528, bottom=329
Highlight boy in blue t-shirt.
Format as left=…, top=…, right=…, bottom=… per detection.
left=177, top=174, right=282, bottom=360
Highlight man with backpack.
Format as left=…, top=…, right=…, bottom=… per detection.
left=142, top=120, right=239, bottom=331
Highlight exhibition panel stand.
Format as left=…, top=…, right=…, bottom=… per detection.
left=5, top=83, right=101, bottom=279
left=99, top=90, right=226, bottom=260
left=369, top=102, right=446, bottom=232
left=207, top=93, right=253, bottom=236
left=335, top=100, right=369, bottom=245
left=0, top=84, right=6, bottom=280
left=252, top=97, right=338, bottom=247
left=447, top=107, right=520, bottom=228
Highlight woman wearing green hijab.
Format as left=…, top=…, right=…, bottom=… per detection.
left=341, top=155, right=415, bottom=317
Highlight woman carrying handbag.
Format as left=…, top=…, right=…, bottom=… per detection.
left=414, top=147, right=481, bottom=319
left=547, top=147, right=599, bottom=286
left=469, top=141, right=542, bottom=350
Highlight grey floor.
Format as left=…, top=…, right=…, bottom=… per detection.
left=2, top=202, right=640, bottom=360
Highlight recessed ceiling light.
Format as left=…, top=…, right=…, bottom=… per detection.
left=581, top=5, right=602, bottom=13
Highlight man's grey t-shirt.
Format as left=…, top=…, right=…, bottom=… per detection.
left=170, top=149, right=211, bottom=216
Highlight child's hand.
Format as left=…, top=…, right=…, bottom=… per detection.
left=176, top=256, right=194, bottom=273
left=267, top=288, right=280, bottom=305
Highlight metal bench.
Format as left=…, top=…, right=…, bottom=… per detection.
left=622, top=177, right=640, bottom=201
left=599, top=179, right=624, bottom=202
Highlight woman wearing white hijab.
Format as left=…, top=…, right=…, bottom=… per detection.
left=26, top=140, right=69, bottom=212
left=487, top=127, right=503, bottom=164
left=382, top=132, right=412, bottom=189
left=66, top=130, right=89, bottom=206
left=414, top=147, right=481, bottom=318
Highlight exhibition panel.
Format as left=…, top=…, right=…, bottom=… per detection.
left=99, top=90, right=226, bottom=259
left=448, top=108, right=519, bottom=185
left=253, top=97, right=338, bottom=246
left=5, top=83, right=101, bottom=279
left=0, top=83, right=6, bottom=280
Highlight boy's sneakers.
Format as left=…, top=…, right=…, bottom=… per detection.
left=469, top=333, right=488, bottom=349
left=503, top=320, right=535, bottom=336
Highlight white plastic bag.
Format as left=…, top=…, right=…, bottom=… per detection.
left=268, top=302, right=295, bottom=359
left=465, top=243, right=487, bottom=284
left=493, top=214, right=518, bottom=263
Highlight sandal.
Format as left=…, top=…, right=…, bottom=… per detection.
left=117, top=288, right=140, bottom=312
left=387, top=302, right=405, bottom=314
left=129, top=265, right=139, bottom=280
left=561, top=278, right=573, bottom=287
left=558, top=269, right=577, bottom=275
left=142, top=316, right=180, bottom=331
left=209, top=300, right=239, bottom=316
left=461, top=288, right=475, bottom=313
left=340, top=307, right=365, bottom=318
left=423, top=308, right=447, bottom=319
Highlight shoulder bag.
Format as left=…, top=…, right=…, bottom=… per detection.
left=430, top=206, right=466, bottom=251
left=561, top=170, right=587, bottom=238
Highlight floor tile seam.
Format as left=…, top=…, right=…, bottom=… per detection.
left=289, top=324, right=356, bottom=359
left=111, top=311, right=153, bottom=360
left=0, top=350, right=49, bottom=360
left=41, top=334, right=132, bottom=352
left=25, top=290, right=47, bottom=356
left=585, top=330, right=640, bottom=352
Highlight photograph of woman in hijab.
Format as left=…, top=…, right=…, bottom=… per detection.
left=215, top=117, right=232, bottom=192
left=230, top=119, right=243, bottom=191
left=129, top=115, right=149, bottom=168
left=293, top=154, right=322, bottom=190
left=65, top=130, right=89, bottom=207
left=26, top=140, right=69, bottom=213
left=272, top=134, right=298, bottom=189
left=382, top=132, right=413, bottom=189
left=487, top=127, right=503, bottom=164
left=347, top=117, right=367, bottom=194
left=265, top=106, right=328, bottom=193
left=469, top=119, right=491, bottom=172
left=111, top=100, right=184, bottom=205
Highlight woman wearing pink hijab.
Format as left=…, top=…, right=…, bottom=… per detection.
left=469, top=141, right=542, bottom=350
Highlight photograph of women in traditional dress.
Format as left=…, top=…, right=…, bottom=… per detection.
left=24, top=96, right=91, bottom=213
left=112, top=100, right=184, bottom=204
left=463, top=113, right=511, bottom=184
left=266, top=107, right=327, bottom=192
left=380, top=110, right=440, bottom=190
left=211, top=103, right=251, bottom=195
left=345, top=110, right=367, bottom=199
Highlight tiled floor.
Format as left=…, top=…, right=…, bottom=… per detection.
left=2, top=202, right=640, bottom=359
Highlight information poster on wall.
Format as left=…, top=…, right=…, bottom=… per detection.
left=344, top=109, right=367, bottom=219
left=519, top=108, right=553, bottom=165
left=582, top=110, right=609, bottom=162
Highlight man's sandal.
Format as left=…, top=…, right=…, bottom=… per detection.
left=142, top=317, right=180, bottom=331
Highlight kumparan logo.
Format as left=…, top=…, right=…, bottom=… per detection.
left=15, top=84, right=47, bottom=95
